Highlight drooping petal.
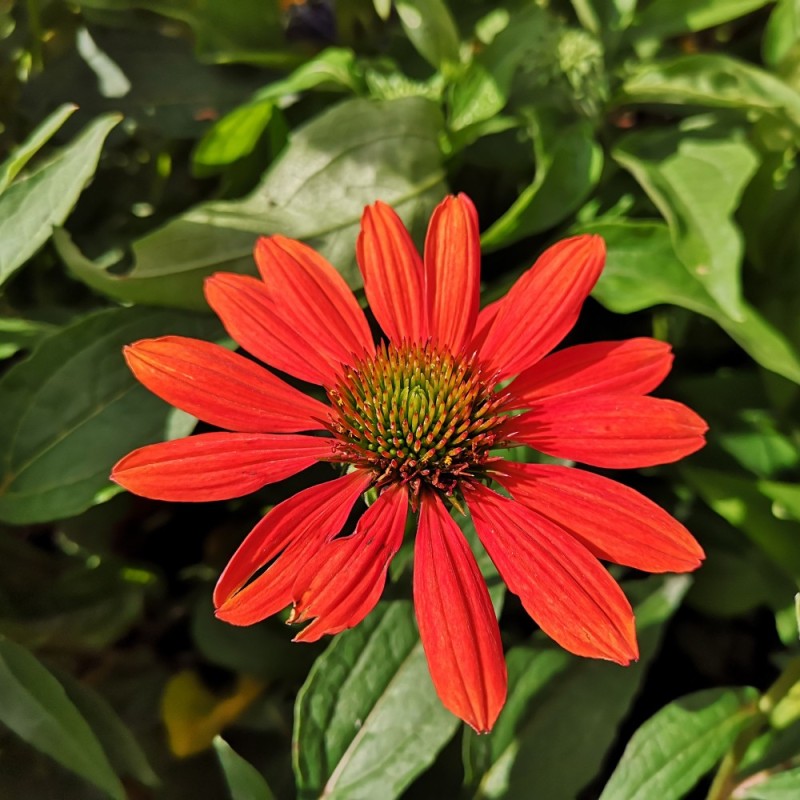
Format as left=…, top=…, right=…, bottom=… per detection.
left=254, top=235, right=374, bottom=362
left=214, top=470, right=372, bottom=623
left=414, top=492, right=507, bottom=733
left=465, top=483, right=638, bottom=665
left=510, top=394, right=708, bottom=468
left=124, top=336, right=330, bottom=433
left=290, top=483, right=408, bottom=642
left=357, top=202, right=427, bottom=345
left=205, top=273, right=335, bottom=385
left=423, top=194, right=481, bottom=354
left=111, top=433, right=334, bottom=502
left=494, top=461, right=704, bottom=573
left=508, top=338, right=673, bottom=407
left=478, top=235, right=606, bottom=379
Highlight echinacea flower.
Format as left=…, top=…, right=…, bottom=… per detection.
left=112, top=194, right=707, bottom=733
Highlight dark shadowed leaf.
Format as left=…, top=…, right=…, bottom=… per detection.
left=0, top=307, right=219, bottom=524
left=0, top=113, right=119, bottom=287
left=0, top=636, right=124, bottom=799
left=468, top=576, right=691, bottom=799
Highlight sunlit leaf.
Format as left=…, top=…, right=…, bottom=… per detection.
left=214, top=737, right=275, bottom=800
left=599, top=686, right=760, bottom=800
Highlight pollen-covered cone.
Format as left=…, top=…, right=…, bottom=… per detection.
left=111, top=193, right=706, bottom=733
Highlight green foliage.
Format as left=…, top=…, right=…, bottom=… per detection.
left=2, top=0, right=800, bottom=797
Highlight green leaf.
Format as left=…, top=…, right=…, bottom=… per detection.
left=682, top=466, right=800, bottom=579
left=742, top=766, right=800, bottom=800
left=619, top=54, right=800, bottom=137
left=613, top=122, right=759, bottom=320
left=62, top=97, right=446, bottom=310
left=0, top=113, right=119, bottom=287
left=481, top=108, right=603, bottom=249
left=763, top=0, right=800, bottom=68
left=758, top=481, right=800, bottom=523
left=0, top=317, right=58, bottom=361
left=214, top=737, right=275, bottom=800
left=0, top=104, right=76, bottom=193
left=599, top=686, right=760, bottom=800
left=470, top=575, right=691, bottom=799
left=293, top=601, right=459, bottom=800
left=395, top=0, right=461, bottom=68
left=193, top=48, right=365, bottom=173
left=631, top=0, right=772, bottom=41
left=583, top=219, right=800, bottom=384
left=0, top=636, right=124, bottom=800
left=0, top=307, right=219, bottom=524
left=56, top=669, right=159, bottom=789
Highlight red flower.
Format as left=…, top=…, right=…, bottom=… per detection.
left=112, top=194, right=706, bottom=733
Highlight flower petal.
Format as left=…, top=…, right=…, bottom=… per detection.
left=494, top=461, right=704, bottom=573
left=509, top=338, right=673, bottom=406
left=205, top=273, right=333, bottom=385
left=290, top=483, right=408, bottom=642
left=414, top=492, right=507, bottom=733
left=357, top=202, right=427, bottom=345
left=423, top=194, right=480, bottom=354
left=111, top=433, right=334, bottom=502
left=214, top=470, right=372, bottom=623
left=124, top=336, right=330, bottom=433
left=465, top=483, right=638, bottom=665
left=479, top=235, right=606, bottom=378
left=255, top=235, right=374, bottom=364
left=510, top=394, right=708, bottom=468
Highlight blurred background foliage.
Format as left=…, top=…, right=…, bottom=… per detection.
left=1, top=0, right=800, bottom=797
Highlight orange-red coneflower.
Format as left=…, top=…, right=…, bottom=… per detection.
left=112, top=194, right=706, bottom=733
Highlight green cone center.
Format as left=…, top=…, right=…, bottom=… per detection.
left=326, top=342, right=508, bottom=498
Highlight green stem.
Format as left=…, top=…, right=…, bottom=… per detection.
left=706, top=657, right=800, bottom=800
left=26, top=0, right=43, bottom=73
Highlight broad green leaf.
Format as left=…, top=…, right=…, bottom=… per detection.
left=599, top=686, right=760, bottom=800
left=56, top=669, right=159, bottom=788
left=0, top=307, right=219, bottom=524
left=743, top=766, right=800, bottom=800
left=471, top=576, right=691, bottom=800
left=631, top=0, right=772, bottom=41
left=0, top=636, right=124, bottom=800
left=619, top=54, right=800, bottom=136
left=395, top=0, right=461, bottom=68
left=0, top=113, right=119, bottom=287
left=583, top=219, right=800, bottom=384
left=214, top=737, right=276, bottom=800
left=481, top=108, right=602, bottom=249
left=613, top=122, right=759, bottom=320
left=764, top=0, right=800, bottom=68
left=0, top=104, right=76, bottom=193
left=293, top=601, right=459, bottom=800
left=682, top=466, right=800, bottom=578
left=62, top=97, right=446, bottom=309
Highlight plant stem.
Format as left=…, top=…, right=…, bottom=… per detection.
left=707, top=657, right=800, bottom=800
